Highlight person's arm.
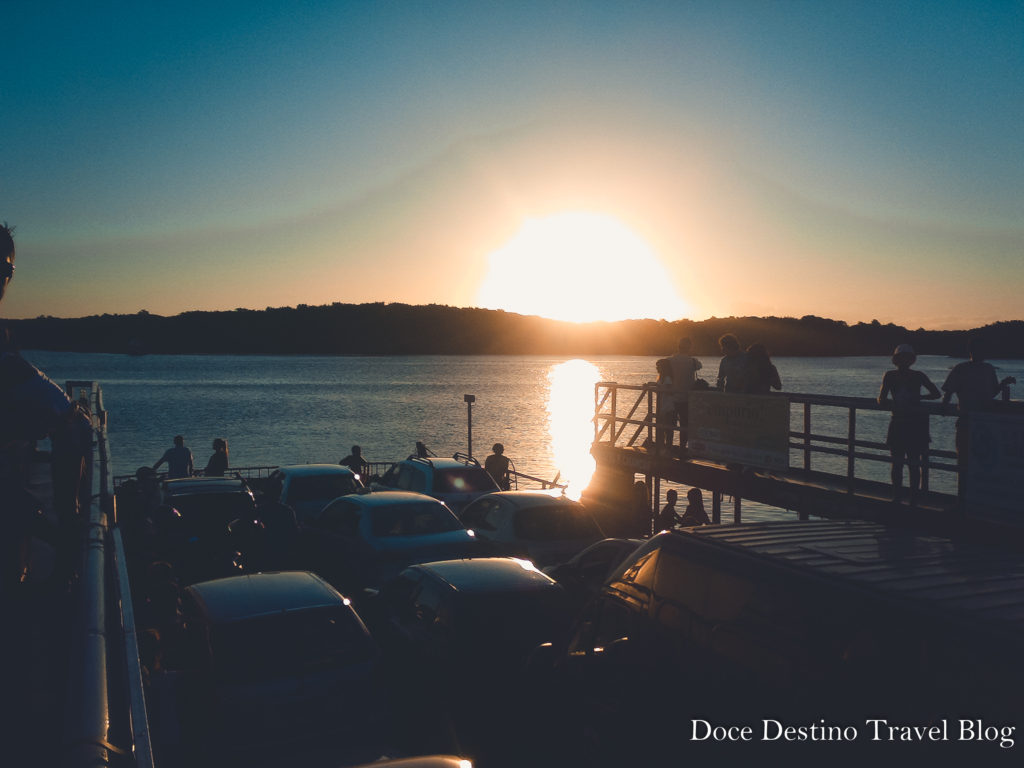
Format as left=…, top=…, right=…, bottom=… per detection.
left=878, top=372, right=892, bottom=405
left=153, top=450, right=167, bottom=470
left=187, top=452, right=194, bottom=476
left=770, top=364, right=782, bottom=391
left=920, top=372, right=941, bottom=400
left=716, top=359, right=726, bottom=390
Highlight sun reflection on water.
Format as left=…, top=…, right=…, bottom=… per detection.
left=547, top=359, right=601, bottom=500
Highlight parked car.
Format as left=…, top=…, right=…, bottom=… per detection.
left=154, top=476, right=261, bottom=583
left=542, top=537, right=643, bottom=611
left=262, top=464, right=364, bottom=524
left=371, top=558, right=571, bottom=765
left=299, top=491, right=482, bottom=595
left=374, top=454, right=499, bottom=514
left=457, top=490, right=604, bottom=568
left=178, top=571, right=383, bottom=758
left=532, top=521, right=1024, bottom=763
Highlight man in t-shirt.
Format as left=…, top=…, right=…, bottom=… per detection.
left=153, top=435, right=194, bottom=479
left=667, top=337, right=702, bottom=448
left=941, top=338, right=1016, bottom=467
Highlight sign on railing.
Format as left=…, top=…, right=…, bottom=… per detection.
left=687, top=392, right=791, bottom=470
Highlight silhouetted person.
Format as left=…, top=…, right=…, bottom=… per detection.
left=204, top=437, right=229, bottom=477
left=667, top=337, right=702, bottom=447
left=654, top=489, right=679, bottom=531
left=716, top=333, right=748, bottom=392
left=1, top=222, right=84, bottom=591
left=652, top=358, right=675, bottom=450
left=878, top=344, right=940, bottom=504
left=484, top=443, right=511, bottom=490
left=678, top=487, right=710, bottom=526
left=153, top=435, right=193, bottom=479
left=633, top=480, right=652, bottom=536
left=743, top=342, right=782, bottom=394
left=941, top=338, right=1016, bottom=468
left=339, top=444, right=370, bottom=477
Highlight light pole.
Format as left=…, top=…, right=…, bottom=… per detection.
left=464, top=394, right=476, bottom=458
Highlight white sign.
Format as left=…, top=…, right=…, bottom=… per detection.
left=687, top=392, right=790, bottom=470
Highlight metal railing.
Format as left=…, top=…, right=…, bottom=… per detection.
left=593, top=381, right=966, bottom=495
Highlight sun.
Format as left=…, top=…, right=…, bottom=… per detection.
left=476, top=211, right=691, bottom=323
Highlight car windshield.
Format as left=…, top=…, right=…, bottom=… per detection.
left=369, top=502, right=464, bottom=537
left=288, top=474, right=359, bottom=502
left=512, top=505, right=602, bottom=541
left=210, top=606, right=375, bottom=683
left=434, top=468, right=498, bottom=494
left=169, top=494, right=256, bottom=536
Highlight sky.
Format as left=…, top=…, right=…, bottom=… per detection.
left=2, top=1, right=1022, bottom=329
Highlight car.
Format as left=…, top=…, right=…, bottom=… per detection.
left=374, top=454, right=499, bottom=514
left=457, top=490, right=605, bottom=568
left=541, top=537, right=643, bottom=611
left=532, top=522, right=1024, bottom=764
left=300, top=491, right=483, bottom=595
left=375, top=557, right=572, bottom=673
left=154, top=476, right=261, bottom=583
left=177, top=571, right=383, bottom=757
left=262, top=464, right=364, bottom=524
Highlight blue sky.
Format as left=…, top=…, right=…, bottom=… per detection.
left=2, top=1, right=1022, bottom=329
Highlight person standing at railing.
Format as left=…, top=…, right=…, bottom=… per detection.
left=940, top=338, right=1016, bottom=470
left=878, top=344, right=940, bottom=505
left=652, top=358, right=676, bottom=450
left=484, top=443, right=511, bottom=490
left=743, top=342, right=782, bottom=394
left=153, top=435, right=193, bottom=479
left=716, top=333, right=748, bottom=393
left=339, top=444, right=370, bottom=479
left=204, top=437, right=229, bottom=476
left=667, top=337, right=702, bottom=448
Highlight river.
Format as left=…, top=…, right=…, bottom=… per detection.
left=23, top=350, right=1024, bottom=513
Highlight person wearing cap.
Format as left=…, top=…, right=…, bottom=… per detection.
left=878, top=344, right=940, bottom=504
left=484, top=443, right=511, bottom=490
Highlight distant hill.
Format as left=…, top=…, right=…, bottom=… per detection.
left=5, top=303, right=1024, bottom=357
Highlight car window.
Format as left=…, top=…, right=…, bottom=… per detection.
left=319, top=500, right=361, bottom=536
left=369, top=502, right=463, bottom=537
left=608, top=548, right=659, bottom=597
left=209, top=606, right=375, bottom=683
left=513, top=505, right=602, bottom=541
left=412, top=582, right=444, bottom=626
left=396, top=465, right=426, bottom=493
left=288, top=474, right=359, bottom=503
left=461, top=498, right=501, bottom=530
left=434, top=468, right=498, bottom=494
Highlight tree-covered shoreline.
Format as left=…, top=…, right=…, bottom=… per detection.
left=5, top=303, right=1024, bottom=358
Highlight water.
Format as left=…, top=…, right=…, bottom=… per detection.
left=22, top=350, right=1024, bottom=510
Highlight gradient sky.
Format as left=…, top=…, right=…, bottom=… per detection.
left=2, top=1, right=1021, bottom=329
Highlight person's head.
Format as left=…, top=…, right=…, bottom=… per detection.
left=892, top=343, right=916, bottom=369
left=1, top=222, right=15, bottom=303
left=687, top=487, right=704, bottom=505
left=656, top=358, right=671, bottom=377
left=666, top=489, right=678, bottom=504
left=351, top=445, right=362, bottom=456
left=677, top=337, right=692, bottom=354
left=719, top=333, right=740, bottom=355
left=213, top=437, right=227, bottom=454
left=173, top=435, right=184, bottom=447
left=492, top=443, right=504, bottom=455
left=968, top=337, right=986, bottom=362
left=746, top=342, right=768, bottom=360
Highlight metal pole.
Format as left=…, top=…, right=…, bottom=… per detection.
left=464, top=394, right=475, bottom=458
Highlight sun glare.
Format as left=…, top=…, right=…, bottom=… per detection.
left=547, top=359, right=601, bottom=500
left=477, top=212, right=690, bottom=323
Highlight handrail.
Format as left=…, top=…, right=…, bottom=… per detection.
left=593, top=381, right=980, bottom=496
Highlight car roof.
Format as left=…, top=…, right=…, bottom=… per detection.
left=185, top=571, right=346, bottom=624
left=164, top=476, right=250, bottom=496
left=345, top=490, right=448, bottom=508
left=275, top=463, right=357, bottom=478
left=413, top=557, right=559, bottom=593
left=401, top=457, right=486, bottom=471
left=471, top=490, right=583, bottom=509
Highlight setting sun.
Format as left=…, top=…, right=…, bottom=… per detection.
left=477, top=212, right=691, bottom=323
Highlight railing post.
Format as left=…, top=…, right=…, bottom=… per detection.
left=611, top=385, right=618, bottom=446
left=803, top=402, right=812, bottom=472
left=712, top=490, right=722, bottom=524
left=847, top=407, right=856, bottom=492
left=646, top=385, right=654, bottom=447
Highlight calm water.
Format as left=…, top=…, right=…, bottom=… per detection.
left=24, top=351, right=1024, bottom=509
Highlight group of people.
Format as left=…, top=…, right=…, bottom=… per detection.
left=878, top=339, right=1015, bottom=504
left=653, top=333, right=783, bottom=449
left=152, top=435, right=229, bottom=478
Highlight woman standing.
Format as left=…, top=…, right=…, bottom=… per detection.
left=204, top=438, right=229, bottom=477
left=878, top=345, right=940, bottom=504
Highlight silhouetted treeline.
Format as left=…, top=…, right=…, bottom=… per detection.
left=5, top=303, right=1024, bottom=358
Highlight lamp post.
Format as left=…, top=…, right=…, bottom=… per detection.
left=464, top=394, right=476, bottom=458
